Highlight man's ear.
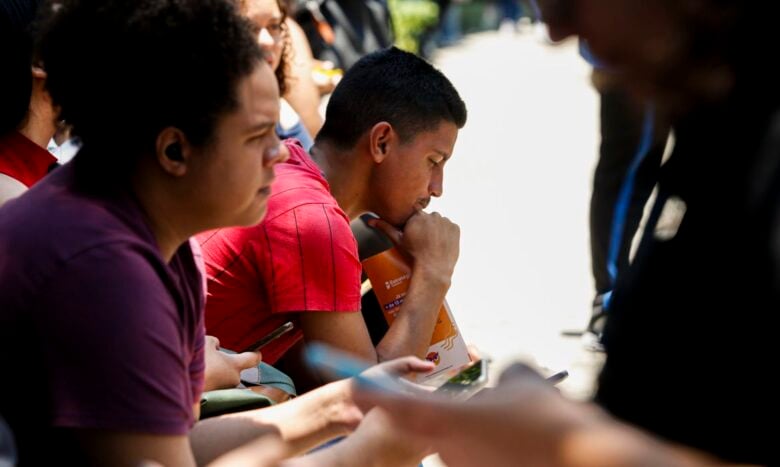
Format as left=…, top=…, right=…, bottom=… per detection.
left=31, top=66, right=47, bottom=81
left=368, top=122, right=394, bottom=164
left=155, top=127, right=192, bottom=177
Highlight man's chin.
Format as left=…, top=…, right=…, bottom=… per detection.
left=371, top=206, right=416, bottom=228
left=395, top=210, right=418, bottom=229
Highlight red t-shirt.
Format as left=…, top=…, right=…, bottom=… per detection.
left=0, top=131, right=57, bottom=187
left=197, top=140, right=361, bottom=363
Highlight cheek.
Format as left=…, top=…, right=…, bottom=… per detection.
left=219, top=148, right=260, bottom=198
left=409, top=168, right=432, bottom=195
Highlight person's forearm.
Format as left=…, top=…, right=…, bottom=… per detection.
left=375, top=265, right=450, bottom=361
left=281, top=410, right=429, bottom=467
left=190, top=381, right=355, bottom=465
left=281, top=435, right=424, bottom=467
left=560, top=421, right=744, bottom=467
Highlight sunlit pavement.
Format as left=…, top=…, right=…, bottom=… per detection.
left=428, top=27, right=605, bottom=405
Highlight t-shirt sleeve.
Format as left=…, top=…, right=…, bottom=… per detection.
left=38, top=244, right=198, bottom=435
left=257, top=203, right=361, bottom=314
left=188, top=238, right=207, bottom=402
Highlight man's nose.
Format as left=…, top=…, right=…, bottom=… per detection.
left=429, top=170, right=443, bottom=198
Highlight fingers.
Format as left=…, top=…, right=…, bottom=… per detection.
left=367, top=217, right=403, bottom=245
left=231, top=350, right=263, bottom=371
left=376, top=356, right=436, bottom=377
left=353, top=357, right=435, bottom=402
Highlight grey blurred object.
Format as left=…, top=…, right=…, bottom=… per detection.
left=0, top=416, right=17, bottom=467
left=294, top=0, right=393, bottom=70
left=350, top=212, right=393, bottom=261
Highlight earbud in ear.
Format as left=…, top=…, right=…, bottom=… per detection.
left=165, top=142, right=183, bottom=161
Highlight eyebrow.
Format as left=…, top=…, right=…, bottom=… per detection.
left=245, top=122, right=276, bottom=134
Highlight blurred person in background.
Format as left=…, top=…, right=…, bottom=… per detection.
left=357, top=0, right=779, bottom=465
left=0, top=0, right=58, bottom=206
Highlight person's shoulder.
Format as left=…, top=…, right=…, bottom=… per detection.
left=283, top=138, right=309, bottom=161
left=264, top=193, right=351, bottom=242
left=0, top=168, right=158, bottom=278
left=264, top=145, right=338, bottom=222
left=4, top=193, right=138, bottom=250
left=275, top=139, right=324, bottom=181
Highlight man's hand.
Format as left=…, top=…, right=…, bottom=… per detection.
left=351, top=363, right=609, bottom=467
left=369, top=212, right=461, bottom=360
left=369, top=210, right=460, bottom=281
left=352, top=363, right=734, bottom=467
left=203, top=336, right=263, bottom=392
left=281, top=408, right=433, bottom=467
left=320, top=355, right=435, bottom=434
left=359, top=355, right=436, bottom=388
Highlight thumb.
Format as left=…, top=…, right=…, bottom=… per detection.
left=231, top=351, right=263, bottom=371
left=367, top=217, right=404, bottom=246
left=383, top=356, right=436, bottom=377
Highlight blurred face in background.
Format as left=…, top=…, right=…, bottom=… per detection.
left=537, top=0, right=737, bottom=109
left=241, top=0, right=286, bottom=72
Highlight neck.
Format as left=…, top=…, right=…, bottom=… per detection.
left=131, top=166, right=193, bottom=263
left=18, top=113, right=56, bottom=149
left=20, top=84, right=58, bottom=148
left=310, top=141, right=369, bottom=220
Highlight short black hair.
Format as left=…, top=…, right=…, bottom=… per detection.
left=316, top=47, right=467, bottom=149
left=36, top=0, right=263, bottom=163
left=0, top=0, right=41, bottom=135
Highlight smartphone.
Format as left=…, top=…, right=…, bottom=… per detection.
left=433, top=359, right=489, bottom=400
left=546, top=370, right=569, bottom=385
left=241, top=321, right=294, bottom=353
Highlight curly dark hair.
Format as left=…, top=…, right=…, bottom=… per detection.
left=36, top=0, right=264, bottom=164
left=316, top=47, right=467, bottom=149
left=276, top=1, right=292, bottom=97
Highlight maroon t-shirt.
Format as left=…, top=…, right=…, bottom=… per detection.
left=0, top=158, right=205, bottom=463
